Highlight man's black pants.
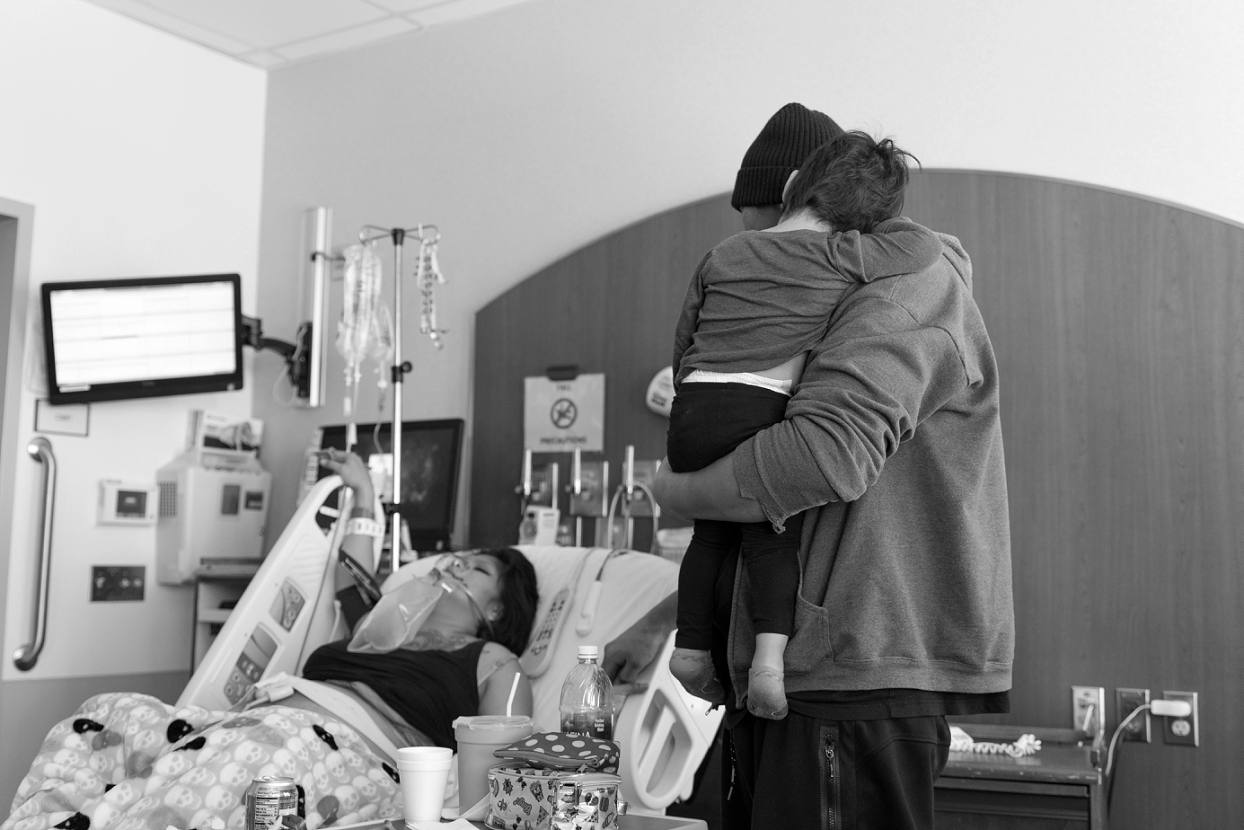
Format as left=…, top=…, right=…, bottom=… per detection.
left=722, top=710, right=950, bottom=829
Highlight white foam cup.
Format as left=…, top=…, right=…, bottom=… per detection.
left=396, top=746, right=453, bottom=824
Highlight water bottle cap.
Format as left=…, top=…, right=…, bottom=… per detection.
left=577, top=644, right=599, bottom=660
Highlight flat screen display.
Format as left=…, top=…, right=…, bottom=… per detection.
left=41, top=274, right=243, bottom=405
left=317, top=419, right=465, bottom=551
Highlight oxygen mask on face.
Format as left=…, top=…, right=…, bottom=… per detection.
left=346, top=565, right=449, bottom=654
left=347, top=554, right=495, bottom=653
left=431, top=554, right=497, bottom=640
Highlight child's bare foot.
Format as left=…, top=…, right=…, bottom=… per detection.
left=669, top=647, right=725, bottom=705
left=746, top=665, right=788, bottom=719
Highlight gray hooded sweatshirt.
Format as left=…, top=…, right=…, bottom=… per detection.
left=730, top=227, right=1014, bottom=698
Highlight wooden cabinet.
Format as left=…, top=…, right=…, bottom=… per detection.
left=936, top=726, right=1105, bottom=830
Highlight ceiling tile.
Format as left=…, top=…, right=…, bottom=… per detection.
left=130, top=0, right=388, bottom=49
left=408, top=0, right=531, bottom=26
left=78, top=0, right=543, bottom=70
left=366, top=0, right=448, bottom=11
left=273, top=16, right=420, bottom=62
left=236, top=50, right=288, bottom=69
left=85, top=0, right=253, bottom=53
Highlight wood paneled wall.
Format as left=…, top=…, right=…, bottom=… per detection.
left=471, top=195, right=740, bottom=550
left=471, top=172, right=1243, bottom=828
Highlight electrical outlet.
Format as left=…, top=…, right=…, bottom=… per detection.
left=1116, top=687, right=1150, bottom=742
left=1071, top=685, right=1105, bottom=741
left=1161, top=690, right=1199, bottom=747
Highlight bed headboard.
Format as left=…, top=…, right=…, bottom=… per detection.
left=470, top=171, right=1242, bottom=827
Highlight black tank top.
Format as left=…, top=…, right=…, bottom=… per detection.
left=302, top=639, right=486, bottom=749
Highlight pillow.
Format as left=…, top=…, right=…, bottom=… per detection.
left=493, top=732, right=620, bottom=773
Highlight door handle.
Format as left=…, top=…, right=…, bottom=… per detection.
left=14, top=436, right=56, bottom=671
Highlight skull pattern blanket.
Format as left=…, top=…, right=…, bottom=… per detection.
left=2, top=692, right=404, bottom=830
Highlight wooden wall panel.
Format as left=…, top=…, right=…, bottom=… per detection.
left=471, top=195, right=741, bottom=549
left=901, top=171, right=1243, bottom=829
left=471, top=172, right=1243, bottom=828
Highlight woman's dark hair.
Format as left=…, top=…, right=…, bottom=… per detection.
left=783, top=130, right=920, bottom=232
left=477, top=547, right=539, bottom=655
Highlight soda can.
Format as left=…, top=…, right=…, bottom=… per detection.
left=245, top=776, right=303, bottom=830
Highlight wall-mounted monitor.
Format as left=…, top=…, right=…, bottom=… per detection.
left=41, top=273, right=244, bottom=405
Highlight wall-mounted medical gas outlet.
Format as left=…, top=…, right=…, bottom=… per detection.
left=1116, top=687, right=1151, bottom=742
left=568, top=460, right=609, bottom=517
left=91, top=566, right=145, bottom=602
left=1071, top=685, right=1105, bottom=741
left=1161, top=690, right=1199, bottom=747
left=529, top=462, right=559, bottom=509
left=624, top=459, right=662, bottom=517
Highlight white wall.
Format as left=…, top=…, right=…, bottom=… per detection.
left=0, top=0, right=267, bottom=679
left=256, top=0, right=1244, bottom=541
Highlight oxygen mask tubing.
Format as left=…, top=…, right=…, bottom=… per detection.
left=431, top=553, right=497, bottom=640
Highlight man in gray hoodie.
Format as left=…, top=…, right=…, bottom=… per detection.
left=651, top=103, right=1014, bottom=830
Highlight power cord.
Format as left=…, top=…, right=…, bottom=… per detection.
left=1104, top=698, right=1193, bottom=810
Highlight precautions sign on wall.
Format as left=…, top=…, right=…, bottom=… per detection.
left=524, top=373, right=604, bottom=451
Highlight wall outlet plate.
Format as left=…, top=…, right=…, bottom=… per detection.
left=1072, top=685, right=1105, bottom=741
left=1116, top=687, right=1151, bottom=742
left=1161, top=690, right=1199, bottom=747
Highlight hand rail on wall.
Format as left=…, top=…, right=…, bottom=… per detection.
left=13, top=436, right=56, bottom=672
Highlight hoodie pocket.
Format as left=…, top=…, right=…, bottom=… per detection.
left=784, top=591, right=832, bottom=673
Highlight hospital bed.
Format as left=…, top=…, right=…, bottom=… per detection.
left=179, top=475, right=722, bottom=814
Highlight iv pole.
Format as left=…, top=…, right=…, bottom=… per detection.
left=356, top=223, right=443, bottom=576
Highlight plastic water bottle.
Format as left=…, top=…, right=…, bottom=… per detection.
left=559, top=644, right=614, bottom=739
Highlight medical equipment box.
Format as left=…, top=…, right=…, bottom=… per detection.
left=156, top=448, right=271, bottom=585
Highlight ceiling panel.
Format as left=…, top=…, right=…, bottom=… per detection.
left=366, top=0, right=456, bottom=11
left=409, top=0, right=531, bottom=26
left=273, top=16, right=420, bottom=62
left=78, top=0, right=541, bottom=69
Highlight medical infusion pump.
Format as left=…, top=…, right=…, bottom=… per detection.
left=155, top=448, right=271, bottom=585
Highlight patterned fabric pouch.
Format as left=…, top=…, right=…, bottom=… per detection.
left=493, top=731, right=620, bottom=773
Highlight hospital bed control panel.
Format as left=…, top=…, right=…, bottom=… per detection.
left=224, top=625, right=278, bottom=705
left=270, top=580, right=307, bottom=631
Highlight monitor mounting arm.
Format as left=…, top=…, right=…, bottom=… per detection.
left=240, top=315, right=314, bottom=400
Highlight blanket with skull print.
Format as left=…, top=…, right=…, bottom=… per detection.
left=2, top=692, right=405, bottom=830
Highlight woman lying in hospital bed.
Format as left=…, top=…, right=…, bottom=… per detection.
left=2, top=452, right=540, bottom=830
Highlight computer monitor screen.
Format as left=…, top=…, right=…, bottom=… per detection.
left=41, top=273, right=243, bottom=405
left=317, top=418, right=464, bottom=550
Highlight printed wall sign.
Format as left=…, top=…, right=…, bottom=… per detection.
left=523, top=373, right=604, bottom=451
